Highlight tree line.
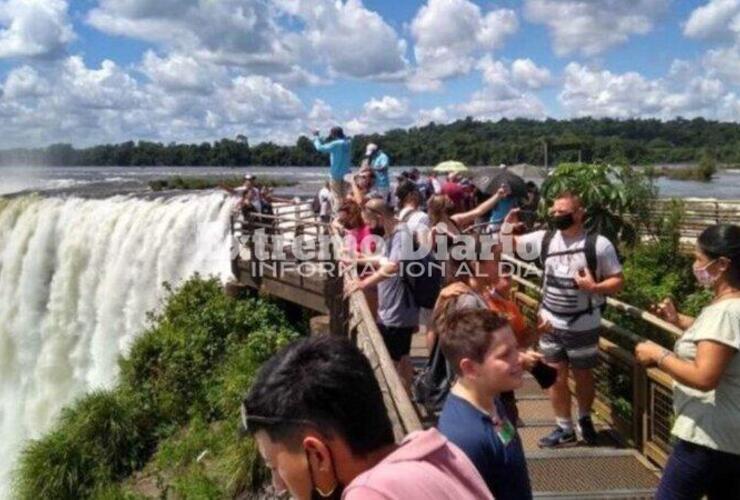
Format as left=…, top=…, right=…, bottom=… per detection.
left=2, top=117, right=739, bottom=167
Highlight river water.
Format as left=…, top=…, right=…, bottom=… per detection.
left=1, top=165, right=739, bottom=199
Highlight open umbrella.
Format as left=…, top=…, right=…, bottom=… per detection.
left=433, top=160, right=468, bottom=173
left=472, top=166, right=528, bottom=198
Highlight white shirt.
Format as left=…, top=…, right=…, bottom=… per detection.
left=318, top=187, right=332, bottom=217
left=398, top=207, right=431, bottom=235
left=515, top=230, right=622, bottom=331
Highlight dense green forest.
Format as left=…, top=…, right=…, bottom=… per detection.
left=2, top=117, right=740, bottom=167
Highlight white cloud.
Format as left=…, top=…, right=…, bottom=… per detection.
left=280, top=0, right=407, bottom=79
left=511, top=59, right=553, bottom=89
left=88, top=0, right=300, bottom=74
left=457, top=56, right=547, bottom=120
left=0, top=55, right=314, bottom=148
left=703, top=43, right=740, bottom=84
left=346, top=95, right=411, bottom=135
left=90, top=0, right=405, bottom=82
left=416, top=106, right=449, bottom=125
left=408, top=0, right=518, bottom=91
left=140, top=51, right=224, bottom=94
left=684, top=0, right=740, bottom=40
left=0, top=0, right=74, bottom=59
left=1, top=66, right=49, bottom=99
left=524, top=0, right=669, bottom=56
left=559, top=62, right=736, bottom=120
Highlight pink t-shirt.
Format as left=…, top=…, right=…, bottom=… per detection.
left=346, top=225, right=376, bottom=254
left=343, top=428, right=493, bottom=500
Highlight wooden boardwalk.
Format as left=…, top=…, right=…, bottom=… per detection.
left=410, top=334, right=660, bottom=499
left=230, top=202, right=674, bottom=499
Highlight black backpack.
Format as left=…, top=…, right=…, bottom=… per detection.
left=398, top=211, right=443, bottom=309
left=411, top=335, right=453, bottom=415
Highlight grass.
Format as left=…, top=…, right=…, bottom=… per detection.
left=148, top=175, right=297, bottom=192
left=13, top=276, right=298, bottom=499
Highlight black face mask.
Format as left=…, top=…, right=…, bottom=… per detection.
left=551, top=213, right=575, bottom=230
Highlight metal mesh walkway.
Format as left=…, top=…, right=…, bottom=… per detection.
left=410, top=333, right=660, bottom=499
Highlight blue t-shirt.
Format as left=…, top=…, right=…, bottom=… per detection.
left=372, top=152, right=390, bottom=189
left=488, top=196, right=519, bottom=226
left=314, top=137, right=352, bottom=181
left=438, top=393, right=532, bottom=500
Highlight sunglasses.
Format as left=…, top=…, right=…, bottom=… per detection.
left=240, top=401, right=314, bottom=434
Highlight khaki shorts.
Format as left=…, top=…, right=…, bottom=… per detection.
left=329, top=179, right=345, bottom=213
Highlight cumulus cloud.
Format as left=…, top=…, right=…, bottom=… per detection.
left=1, top=66, right=49, bottom=99
left=89, top=0, right=405, bottom=82
left=511, top=59, right=554, bottom=89
left=559, top=62, right=737, bottom=120
left=408, top=0, right=518, bottom=91
left=416, top=106, right=449, bottom=125
left=0, top=54, right=314, bottom=148
left=346, top=96, right=411, bottom=135
left=524, top=0, right=669, bottom=56
left=88, top=0, right=301, bottom=74
left=278, top=0, right=407, bottom=79
left=0, top=0, right=74, bottom=59
left=684, top=0, right=740, bottom=40
left=456, top=56, right=547, bottom=120
left=140, top=51, right=225, bottom=94
left=703, top=44, right=740, bottom=84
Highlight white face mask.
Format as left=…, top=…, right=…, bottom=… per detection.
left=693, top=259, right=718, bottom=288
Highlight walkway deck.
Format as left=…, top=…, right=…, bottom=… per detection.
left=410, top=334, right=660, bottom=499
left=231, top=202, right=668, bottom=499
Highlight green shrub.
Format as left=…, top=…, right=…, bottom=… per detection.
left=148, top=176, right=297, bottom=192
left=607, top=200, right=711, bottom=348
left=14, top=391, right=148, bottom=499
left=663, top=154, right=717, bottom=181
left=14, top=276, right=299, bottom=499
left=541, top=162, right=657, bottom=247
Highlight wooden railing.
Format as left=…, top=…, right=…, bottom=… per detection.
left=643, top=198, right=740, bottom=240
left=231, top=201, right=422, bottom=439
left=505, top=255, right=676, bottom=467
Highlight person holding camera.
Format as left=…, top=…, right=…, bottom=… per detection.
left=313, top=126, right=352, bottom=213
left=503, top=191, right=624, bottom=448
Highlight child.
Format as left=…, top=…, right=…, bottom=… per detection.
left=437, top=308, right=533, bottom=500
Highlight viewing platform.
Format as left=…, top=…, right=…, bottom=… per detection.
left=228, top=199, right=740, bottom=499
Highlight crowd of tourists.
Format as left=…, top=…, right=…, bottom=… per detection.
left=234, top=127, right=740, bottom=500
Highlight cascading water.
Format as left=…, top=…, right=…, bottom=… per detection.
left=0, top=192, right=234, bottom=496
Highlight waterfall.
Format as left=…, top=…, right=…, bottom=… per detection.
left=0, top=192, right=234, bottom=496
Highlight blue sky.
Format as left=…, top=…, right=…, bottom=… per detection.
left=0, top=0, right=738, bottom=148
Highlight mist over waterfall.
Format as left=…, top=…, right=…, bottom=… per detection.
left=0, top=193, right=234, bottom=495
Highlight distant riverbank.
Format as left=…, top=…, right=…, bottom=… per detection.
left=1, top=165, right=739, bottom=200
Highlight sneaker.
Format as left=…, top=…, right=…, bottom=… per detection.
left=578, top=415, right=598, bottom=445
left=538, top=426, right=577, bottom=448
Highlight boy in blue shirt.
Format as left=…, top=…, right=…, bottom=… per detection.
left=437, top=308, right=533, bottom=500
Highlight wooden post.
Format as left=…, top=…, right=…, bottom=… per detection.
left=633, top=362, right=646, bottom=452
left=543, top=140, right=549, bottom=171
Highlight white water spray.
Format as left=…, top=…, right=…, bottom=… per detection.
left=0, top=193, right=234, bottom=496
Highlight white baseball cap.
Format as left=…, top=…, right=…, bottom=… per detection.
left=365, top=143, right=378, bottom=155
left=244, top=174, right=255, bottom=180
